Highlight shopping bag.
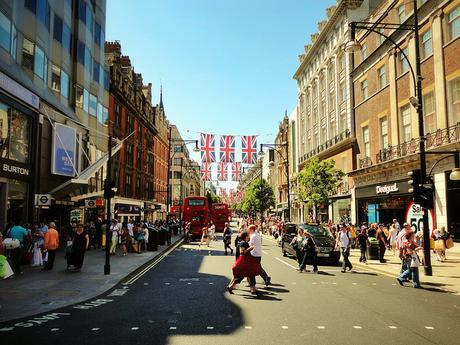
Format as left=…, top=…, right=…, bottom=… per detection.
left=445, top=237, right=454, bottom=249
left=434, top=239, right=445, bottom=251
left=429, top=237, right=435, bottom=250
left=0, top=255, right=14, bottom=279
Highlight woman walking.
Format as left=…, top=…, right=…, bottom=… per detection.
left=397, top=232, right=421, bottom=288
left=199, top=227, right=210, bottom=247
left=388, top=224, right=398, bottom=256
left=109, top=219, right=120, bottom=255
left=68, top=224, right=89, bottom=271
left=223, top=223, right=233, bottom=255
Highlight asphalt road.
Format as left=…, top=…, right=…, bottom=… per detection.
left=1, top=233, right=460, bottom=345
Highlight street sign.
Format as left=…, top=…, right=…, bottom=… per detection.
left=405, top=202, right=434, bottom=234
left=70, top=208, right=83, bottom=225
left=85, top=200, right=96, bottom=208
left=35, top=194, right=51, bottom=206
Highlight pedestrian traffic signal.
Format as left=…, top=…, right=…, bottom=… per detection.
left=408, top=170, right=434, bottom=209
left=104, top=179, right=116, bottom=199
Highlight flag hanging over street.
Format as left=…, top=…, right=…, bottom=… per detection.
left=219, top=135, right=235, bottom=163
left=200, top=133, right=216, bottom=163
left=242, top=135, right=258, bottom=164
left=231, top=162, right=242, bottom=182
left=217, top=161, right=228, bottom=181
left=201, top=162, right=212, bottom=181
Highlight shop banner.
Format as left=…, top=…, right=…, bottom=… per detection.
left=51, top=123, right=76, bottom=177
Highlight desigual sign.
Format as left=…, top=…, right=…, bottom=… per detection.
left=376, top=183, right=399, bottom=194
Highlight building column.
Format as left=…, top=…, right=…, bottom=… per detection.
left=408, top=36, right=419, bottom=138
left=388, top=51, right=399, bottom=145
left=432, top=12, right=448, bottom=129
left=434, top=172, right=447, bottom=230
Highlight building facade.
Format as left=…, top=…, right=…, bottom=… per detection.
left=293, top=0, right=381, bottom=224
left=350, top=0, right=460, bottom=238
left=0, top=0, right=109, bottom=230
left=105, top=41, right=167, bottom=222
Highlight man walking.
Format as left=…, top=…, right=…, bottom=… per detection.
left=223, top=222, right=233, bottom=255
left=336, top=224, right=352, bottom=273
left=248, top=225, right=271, bottom=286
left=43, top=222, right=59, bottom=271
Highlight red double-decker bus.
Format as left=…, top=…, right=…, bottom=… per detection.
left=182, top=196, right=209, bottom=238
left=211, top=203, right=230, bottom=232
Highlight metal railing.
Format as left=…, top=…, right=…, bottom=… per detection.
left=359, top=156, right=373, bottom=168
left=300, top=128, right=351, bottom=163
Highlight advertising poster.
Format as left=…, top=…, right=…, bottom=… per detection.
left=51, top=123, right=76, bottom=177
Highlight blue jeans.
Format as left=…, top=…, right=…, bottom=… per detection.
left=399, top=267, right=420, bottom=287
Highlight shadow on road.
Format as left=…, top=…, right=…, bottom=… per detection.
left=350, top=271, right=378, bottom=276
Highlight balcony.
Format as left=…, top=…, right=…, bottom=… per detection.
left=359, top=156, right=373, bottom=169
left=376, top=123, right=460, bottom=164
left=299, top=128, right=351, bottom=163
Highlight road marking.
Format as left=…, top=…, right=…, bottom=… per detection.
left=352, top=283, right=358, bottom=285
left=392, top=283, right=397, bottom=286
left=187, top=282, right=192, bottom=285
left=51, top=328, right=59, bottom=331
left=144, top=283, right=149, bottom=286
left=91, top=328, right=100, bottom=331
left=131, top=327, right=139, bottom=331
left=425, top=326, right=434, bottom=330
left=332, top=282, right=337, bottom=285
left=275, top=257, right=298, bottom=270
left=207, top=326, right=214, bottom=330
left=165, top=283, right=170, bottom=285
left=209, top=282, right=214, bottom=285
left=353, top=326, right=362, bottom=329
left=124, top=239, right=184, bottom=285
left=317, top=326, right=325, bottom=329
left=262, top=250, right=268, bottom=255
left=282, top=326, right=289, bottom=329
left=245, top=326, right=252, bottom=329
left=291, top=282, right=297, bottom=285
left=372, top=283, right=377, bottom=285
left=388, top=326, right=397, bottom=329
left=0, top=327, right=14, bottom=332
left=169, top=326, right=177, bottom=330
left=312, top=282, right=318, bottom=285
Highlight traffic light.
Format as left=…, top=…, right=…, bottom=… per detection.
left=104, top=179, right=116, bottom=199
left=408, top=170, right=434, bottom=209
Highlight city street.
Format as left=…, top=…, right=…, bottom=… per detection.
left=1, top=233, right=459, bottom=345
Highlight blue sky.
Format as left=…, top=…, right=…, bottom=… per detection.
left=106, top=0, right=335, bottom=188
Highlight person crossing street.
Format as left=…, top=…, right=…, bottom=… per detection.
left=223, top=222, right=234, bottom=255
left=248, top=225, right=271, bottom=287
left=336, top=224, right=352, bottom=273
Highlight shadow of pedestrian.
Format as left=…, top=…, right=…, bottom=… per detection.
left=316, top=271, right=335, bottom=276
left=350, top=271, right=378, bottom=276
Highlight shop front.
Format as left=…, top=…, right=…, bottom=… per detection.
left=114, top=202, right=142, bottom=223
left=355, top=180, right=413, bottom=226
left=331, top=196, right=351, bottom=224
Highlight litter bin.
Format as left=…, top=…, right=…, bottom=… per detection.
left=158, top=227, right=166, bottom=245
left=147, top=227, right=158, bottom=251
left=367, top=237, right=380, bottom=260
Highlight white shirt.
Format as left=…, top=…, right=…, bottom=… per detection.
left=389, top=227, right=398, bottom=244
left=127, top=223, right=134, bottom=237
left=338, top=230, right=351, bottom=248
left=249, top=231, right=262, bottom=257
left=396, top=229, right=410, bottom=249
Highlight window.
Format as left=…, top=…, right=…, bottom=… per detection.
left=96, top=102, right=103, bottom=123
left=361, top=79, right=368, bottom=101
left=25, top=0, right=50, bottom=30
left=75, top=85, right=84, bottom=109
left=399, top=47, right=409, bottom=75
left=89, top=94, right=97, bottom=116
left=0, top=11, right=11, bottom=52
left=51, top=64, right=60, bottom=92
left=11, top=25, right=16, bottom=58
left=339, top=82, right=346, bottom=103
left=380, top=117, right=388, bottom=149
left=400, top=105, right=412, bottom=143
left=448, top=7, right=460, bottom=40
left=173, top=158, right=182, bottom=166
left=0, top=102, right=31, bottom=164
left=361, top=44, right=367, bottom=60
left=174, top=144, right=183, bottom=153
left=33, top=45, right=46, bottom=80
left=62, top=22, right=71, bottom=53
left=398, top=4, right=406, bottom=24
left=421, top=29, right=433, bottom=59
left=423, top=92, right=436, bottom=134
left=362, top=126, right=370, bottom=158
left=77, top=40, right=91, bottom=71
left=94, top=22, right=102, bottom=47
left=339, top=112, right=347, bottom=133
left=173, top=171, right=182, bottom=179
left=93, top=60, right=100, bottom=83
left=378, top=66, right=386, bottom=89
left=83, top=88, right=89, bottom=112
left=22, top=38, right=34, bottom=72
left=339, top=55, right=345, bottom=71
left=378, top=27, right=385, bottom=44
left=53, top=15, right=62, bottom=43
left=102, top=107, right=108, bottom=125
left=60, top=70, right=69, bottom=98
left=449, top=78, right=460, bottom=126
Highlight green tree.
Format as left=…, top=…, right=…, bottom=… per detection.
left=297, top=157, right=345, bottom=219
left=242, top=179, right=275, bottom=217
left=206, top=191, right=221, bottom=207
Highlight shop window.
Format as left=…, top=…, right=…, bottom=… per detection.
left=51, top=64, right=61, bottom=92
left=0, top=102, right=31, bottom=164
left=89, top=94, right=97, bottom=116
left=421, top=29, right=433, bottom=59
left=0, top=11, right=11, bottom=52
left=378, top=66, right=386, bottom=89
left=60, top=70, right=69, bottom=98
left=380, top=117, right=388, bottom=149
left=448, top=7, right=460, bottom=41
left=33, top=45, right=46, bottom=80
left=22, top=38, right=35, bottom=73
left=423, top=92, right=436, bottom=134
left=400, top=105, right=412, bottom=143
left=6, top=179, right=28, bottom=226
left=449, top=77, right=460, bottom=126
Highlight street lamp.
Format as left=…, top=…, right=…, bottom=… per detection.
left=344, top=0, right=432, bottom=275
left=260, top=142, right=290, bottom=222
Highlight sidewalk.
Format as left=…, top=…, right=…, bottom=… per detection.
left=0, top=234, right=183, bottom=322
left=350, top=244, right=460, bottom=295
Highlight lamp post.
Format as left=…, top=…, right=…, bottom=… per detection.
left=260, top=142, right=290, bottom=222
left=344, top=0, right=433, bottom=274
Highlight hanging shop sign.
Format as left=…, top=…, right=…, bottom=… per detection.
left=70, top=208, right=84, bottom=225
left=51, top=123, right=77, bottom=177
left=405, top=202, right=435, bottom=234
left=376, top=183, right=399, bottom=195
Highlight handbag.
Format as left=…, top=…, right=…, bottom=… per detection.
left=410, top=254, right=420, bottom=268
left=3, top=238, right=20, bottom=250
left=445, top=237, right=454, bottom=249
left=434, top=239, right=445, bottom=251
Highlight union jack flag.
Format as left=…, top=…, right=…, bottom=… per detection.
left=242, top=135, right=258, bottom=165
left=219, top=135, right=235, bottom=163
left=201, top=162, right=212, bottom=181
left=231, top=162, right=242, bottom=182
left=200, top=133, right=216, bottom=163
left=217, top=161, right=228, bottom=181
left=229, top=189, right=234, bottom=203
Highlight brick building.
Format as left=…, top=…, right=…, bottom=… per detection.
left=350, top=0, right=460, bottom=238
left=105, top=41, right=168, bottom=222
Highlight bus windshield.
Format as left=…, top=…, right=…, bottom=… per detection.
left=188, top=199, right=205, bottom=206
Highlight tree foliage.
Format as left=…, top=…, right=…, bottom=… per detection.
left=206, top=191, right=221, bottom=206
left=242, top=179, right=276, bottom=214
left=297, top=157, right=345, bottom=209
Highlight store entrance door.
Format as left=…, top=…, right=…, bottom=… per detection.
left=447, top=176, right=460, bottom=242
left=378, top=208, right=405, bottom=226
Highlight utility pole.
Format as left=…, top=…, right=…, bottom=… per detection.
left=104, top=133, right=113, bottom=275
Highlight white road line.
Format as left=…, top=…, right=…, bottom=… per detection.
left=282, top=326, right=289, bottom=329
left=392, top=283, right=397, bottom=286
left=131, top=327, right=139, bottom=331
left=291, top=282, right=297, bottom=285
left=165, top=283, right=170, bottom=285
left=209, top=282, right=214, bottom=285
left=91, top=328, right=100, bottom=331
left=317, top=326, right=325, bottom=329
left=425, top=326, right=434, bottom=330
left=144, top=283, right=149, bottom=286
left=388, top=326, right=397, bottom=329
left=262, top=250, right=268, bottom=255
left=245, top=326, right=252, bottom=329
left=275, top=257, right=298, bottom=270
left=352, top=283, right=358, bottom=285
left=353, top=326, right=362, bottom=329
left=187, top=282, right=192, bottom=285
left=207, top=326, right=214, bottom=330
left=372, top=283, right=377, bottom=285
left=50, top=328, right=60, bottom=331
left=169, top=326, right=177, bottom=330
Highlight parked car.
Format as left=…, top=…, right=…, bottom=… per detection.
left=281, top=223, right=340, bottom=266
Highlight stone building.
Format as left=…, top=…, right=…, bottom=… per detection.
left=349, top=0, right=460, bottom=238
